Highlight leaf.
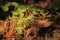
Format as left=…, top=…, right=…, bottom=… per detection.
left=27, top=14, right=34, bottom=20
left=17, top=6, right=26, bottom=13
left=2, top=6, right=9, bottom=12
left=17, top=18, right=26, bottom=24
left=24, top=27, right=32, bottom=37
left=5, top=2, right=11, bottom=7
left=11, top=2, right=18, bottom=8
left=12, top=15, right=17, bottom=18
left=20, top=12, right=24, bottom=17
left=12, top=11, right=20, bottom=18
left=1, top=2, right=11, bottom=12
left=0, top=20, right=5, bottom=26
left=26, top=5, right=31, bottom=9
left=12, top=11, right=19, bottom=15
left=0, top=27, right=4, bottom=34
left=5, top=30, right=14, bottom=38
left=23, top=20, right=30, bottom=26
left=30, top=7, right=40, bottom=12
left=14, top=26, right=23, bottom=34
left=38, top=20, right=52, bottom=27
left=18, top=24, right=25, bottom=28
left=17, top=18, right=30, bottom=26
left=32, top=11, right=37, bottom=14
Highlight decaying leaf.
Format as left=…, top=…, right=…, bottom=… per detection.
left=18, top=24, right=25, bottom=28
left=24, top=27, right=32, bottom=37
left=5, top=29, right=14, bottom=38
left=0, top=20, right=5, bottom=26
left=0, top=27, right=5, bottom=34
left=37, top=19, right=53, bottom=27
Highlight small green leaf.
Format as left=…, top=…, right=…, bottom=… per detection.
left=2, top=6, right=9, bottom=12
left=27, top=14, right=34, bottom=20
left=20, top=12, right=24, bottom=17
left=17, top=18, right=30, bottom=26
left=12, top=11, right=19, bottom=15
left=5, top=2, right=11, bottom=7
left=17, top=6, right=26, bottom=13
left=17, top=18, right=26, bottom=24
left=14, top=26, right=23, bottom=34
left=1, top=2, right=11, bottom=12
left=11, top=2, right=18, bottom=8
left=30, top=7, right=40, bottom=12
left=12, top=15, right=17, bottom=18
